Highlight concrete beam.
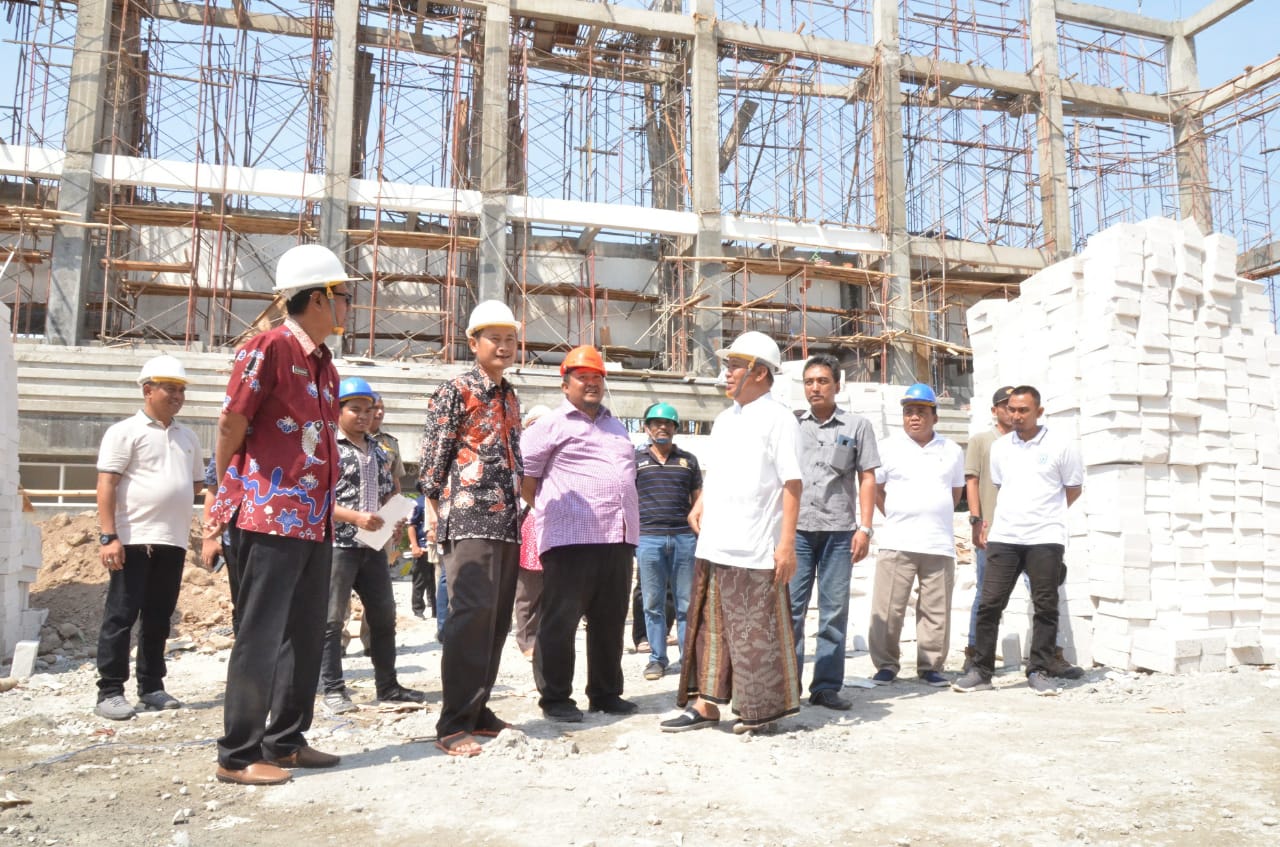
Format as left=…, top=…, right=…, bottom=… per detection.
left=46, top=0, right=113, bottom=346
left=509, top=0, right=694, bottom=40
left=1183, top=0, right=1253, bottom=38
left=908, top=238, right=1050, bottom=271
left=152, top=1, right=459, bottom=57
left=477, top=2, right=513, bottom=304
left=1055, top=1, right=1176, bottom=39
left=1237, top=238, right=1280, bottom=277
left=689, top=0, right=723, bottom=375
left=1194, top=55, right=1280, bottom=115
left=1030, top=0, right=1073, bottom=260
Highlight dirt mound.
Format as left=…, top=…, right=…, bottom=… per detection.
left=31, top=511, right=234, bottom=659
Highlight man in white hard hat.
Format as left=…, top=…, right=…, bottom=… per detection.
left=661, top=331, right=803, bottom=735
left=94, top=356, right=204, bottom=721
left=418, top=299, right=525, bottom=756
left=207, top=243, right=354, bottom=785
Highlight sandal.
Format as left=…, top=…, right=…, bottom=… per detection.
left=732, top=720, right=777, bottom=736
left=659, top=707, right=719, bottom=733
left=472, top=711, right=513, bottom=739
left=435, top=731, right=482, bottom=757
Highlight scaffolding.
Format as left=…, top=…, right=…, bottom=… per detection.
left=1, top=0, right=1276, bottom=395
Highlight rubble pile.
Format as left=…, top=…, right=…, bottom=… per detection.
left=968, top=217, right=1280, bottom=672
left=23, top=512, right=234, bottom=670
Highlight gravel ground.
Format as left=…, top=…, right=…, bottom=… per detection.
left=1, top=574, right=1279, bottom=847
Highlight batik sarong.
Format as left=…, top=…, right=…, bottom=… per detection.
left=676, top=558, right=801, bottom=727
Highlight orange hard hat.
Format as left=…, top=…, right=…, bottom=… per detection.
left=560, top=345, right=606, bottom=376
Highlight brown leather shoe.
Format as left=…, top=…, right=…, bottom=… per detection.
left=215, top=762, right=292, bottom=786
left=269, top=745, right=341, bottom=769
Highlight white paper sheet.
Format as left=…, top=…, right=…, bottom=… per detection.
left=354, top=495, right=415, bottom=550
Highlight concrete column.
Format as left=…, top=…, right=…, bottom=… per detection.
left=871, top=0, right=922, bottom=384
left=320, top=0, right=360, bottom=254
left=1029, top=0, right=1073, bottom=260
left=1169, top=33, right=1212, bottom=231
left=689, top=0, right=724, bottom=375
left=477, top=1, right=512, bottom=304
left=46, top=0, right=114, bottom=346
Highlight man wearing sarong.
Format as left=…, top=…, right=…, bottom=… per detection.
left=660, top=331, right=802, bottom=735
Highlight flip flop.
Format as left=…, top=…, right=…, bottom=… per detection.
left=435, top=731, right=482, bottom=757
left=659, top=707, right=719, bottom=733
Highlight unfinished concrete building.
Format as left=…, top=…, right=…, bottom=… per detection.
left=3, top=0, right=1275, bottom=390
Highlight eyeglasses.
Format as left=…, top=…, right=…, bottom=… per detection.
left=329, top=290, right=353, bottom=306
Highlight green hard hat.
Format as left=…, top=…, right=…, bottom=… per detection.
left=643, top=402, right=679, bottom=424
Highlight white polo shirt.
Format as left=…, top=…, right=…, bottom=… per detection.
left=695, top=395, right=802, bottom=570
left=988, top=425, right=1083, bottom=546
left=874, top=433, right=966, bottom=558
left=97, top=410, right=204, bottom=548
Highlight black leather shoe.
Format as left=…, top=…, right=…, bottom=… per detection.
left=541, top=701, right=584, bottom=723
left=588, top=696, right=639, bottom=715
left=378, top=685, right=427, bottom=704
left=809, top=689, right=853, bottom=711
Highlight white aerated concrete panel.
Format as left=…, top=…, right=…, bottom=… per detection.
left=0, top=302, right=44, bottom=662
left=967, top=218, right=1280, bottom=673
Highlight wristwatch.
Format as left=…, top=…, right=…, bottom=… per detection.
left=99, top=533, right=118, bottom=545
left=969, top=515, right=983, bottom=526
left=856, top=526, right=873, bottom=539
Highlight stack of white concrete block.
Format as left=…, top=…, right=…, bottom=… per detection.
left=0, top=303, right=45, bottom=664
left=967, top=217, right=1280, bottom=673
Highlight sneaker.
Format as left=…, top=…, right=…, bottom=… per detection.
left=94, top=695, right=136, bottom=721
left=643, top=661, right=666, bottom=681
left=1027, top=671, right=1061, bottom=696
left=1046, top=647, right=1084, bottom=680
left=918, top=670, right=949, bottom=687
left=323, top=690, right=357, bottom=715
left=136, top=690, right=182, bottom=711
left=871, top=668, right=896, bottom=686
left=950, top=669, right=993, bottom=693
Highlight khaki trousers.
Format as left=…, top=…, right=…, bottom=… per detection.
left=868, top=549, right=955, bottom=675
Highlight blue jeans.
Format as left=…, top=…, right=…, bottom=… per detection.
left=636, top=532, right=695, bottom=666
left=968, top=547, right=987, bottom=647
left=788, top=529, right=853, bottom=694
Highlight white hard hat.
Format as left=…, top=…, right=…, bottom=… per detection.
left=273, top=244, right=360, bottom=296
left=466, top=300, right=520, bottom=337
left=137, top=355, right=188, bottom=386
left=715, top=331, right=783, bottom=374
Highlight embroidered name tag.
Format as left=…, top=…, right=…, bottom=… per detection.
left=292, top=366, right=308, bottom=376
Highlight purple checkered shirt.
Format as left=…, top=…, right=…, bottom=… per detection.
left=521, top=400, right=639, bottom=555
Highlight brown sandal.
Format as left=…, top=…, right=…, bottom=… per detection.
left=435, top=731, right=482, bottom=757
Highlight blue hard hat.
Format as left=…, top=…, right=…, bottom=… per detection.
left=339, top=376, right=375, bottom=403
left=901, top=383, right=938, bottom=407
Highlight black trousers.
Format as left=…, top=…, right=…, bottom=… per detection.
left=320, top=546, right=400, bottom=697
left=437, top=538, right=519, bottom=738
left=534, top=543, right=633, bottom=708
left=973, top=542, right=1063, bottom=677
left=410, top=551, right=437, bottom=616
left=218, top=528, right=330, bottom=769
left=95, top=544, right=185, bottom=700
